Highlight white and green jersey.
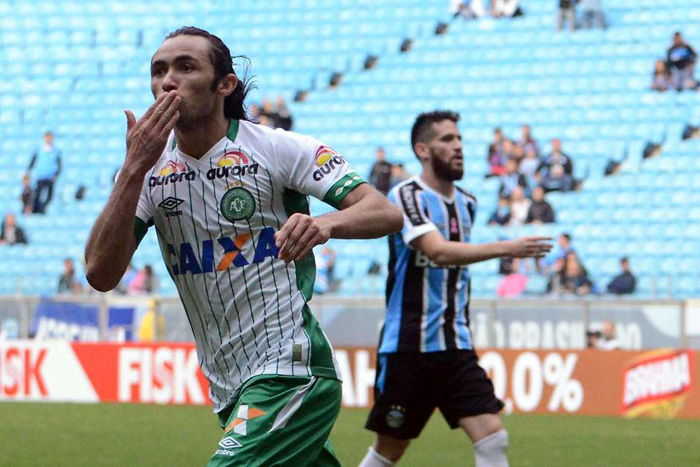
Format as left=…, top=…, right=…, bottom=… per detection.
left=134, top=119, right=365, bottom=412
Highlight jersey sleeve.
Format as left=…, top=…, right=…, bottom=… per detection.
left=390, top=183, right=438, bottom=246
left=276, top=131, right=365, bottom=209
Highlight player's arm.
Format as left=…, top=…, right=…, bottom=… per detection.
left=276, top=183, right=402, bottom=263
left=412, top=231, right=551, bottom=267
left=85, top=91, right=180, bottom=291
left=319, top=183, right=402, bottom=239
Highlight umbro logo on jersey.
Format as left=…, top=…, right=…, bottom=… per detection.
left=313, top=146, right=346, bottom=181
left=215, top=436, right=242, bottom=457
left=158, top=197, right=185, bottom=217
left=149, top=160, right=196, bottom=187
left=218, top=437, right=242, bottom=449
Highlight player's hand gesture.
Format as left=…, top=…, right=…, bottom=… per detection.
left=123, top=91, right=181, bottom=176
left=507, top=236, right=552, bottom=258
left=275, top=214, right=331, bottom=263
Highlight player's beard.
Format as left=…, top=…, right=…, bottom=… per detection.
left=430, top=148, right=463, bottom=181
left=176, top=90, right=218, bottom=131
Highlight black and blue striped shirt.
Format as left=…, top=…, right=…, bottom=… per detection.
left=380, top=177, right=477, bottom=354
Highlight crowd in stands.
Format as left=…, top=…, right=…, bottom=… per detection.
left=498, top=232, right=637, bottom=298
left=558, top=0, right=605, bottom=31
left=249, top=96, right=294, bottom=131
left=368, top=147, right=411, bottom=195
left=57, top=259, right=158, bottom=296
left=487, top=125, right=569, bottom=227
left=455, top=0, right=607, bottom=30
left=452, top=0, right=524, bottom=19
left=652, top=32, right=697, bottom=92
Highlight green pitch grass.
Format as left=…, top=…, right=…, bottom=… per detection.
left=0, top=403, right=698, bottom=466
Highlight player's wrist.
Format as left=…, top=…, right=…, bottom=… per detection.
left=116, top=164, right=147, bottom=187
left=499, top=240, right=515, bottom=257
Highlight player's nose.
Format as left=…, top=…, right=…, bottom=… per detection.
left=161, top=71, right=178, bottom=93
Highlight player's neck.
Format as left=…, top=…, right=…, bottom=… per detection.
left=174, top=114, right=230, bottom=160
left=420, top=171, right=455, bottom=199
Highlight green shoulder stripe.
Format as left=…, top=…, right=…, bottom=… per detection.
left=323, top=171, right=366, bottom=209
left=134, top=216, right=154, bottom=246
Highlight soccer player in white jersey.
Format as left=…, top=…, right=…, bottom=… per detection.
left=85, top=27, right=402, bottom=466
left=359, top=111, right=551, bottom=467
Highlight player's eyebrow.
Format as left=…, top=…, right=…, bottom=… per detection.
left=441, top=133, right=461, bottom=141
left=151, top=54, right=200, bottom=69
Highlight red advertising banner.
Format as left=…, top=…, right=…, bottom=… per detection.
left=1, top=342, right=698, bottom=419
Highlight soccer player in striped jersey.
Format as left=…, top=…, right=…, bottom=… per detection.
left=85, top=27, right=402, bottom=466
left=360, top=111, right=551, bottom=467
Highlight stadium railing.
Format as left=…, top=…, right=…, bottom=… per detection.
left=1, top=295, right=698, bottom=350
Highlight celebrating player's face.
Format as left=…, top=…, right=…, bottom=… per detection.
left=427, top=120, right=463, bottom=181
left=150, top=35, right=220, bottom=128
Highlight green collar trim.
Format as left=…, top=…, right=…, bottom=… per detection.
left=227, top=119, right=239, bottom=142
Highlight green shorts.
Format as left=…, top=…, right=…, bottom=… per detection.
left=207, top=375, right=342, bottom=467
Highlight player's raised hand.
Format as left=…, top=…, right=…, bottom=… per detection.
left=275, top=213, right=331, bottom=263
left=507, top=236, right=552, bottom=258
left=123, top=91, right=181, bottom=176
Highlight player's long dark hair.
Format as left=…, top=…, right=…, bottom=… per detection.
left=165, top=26, right=255, bottom=121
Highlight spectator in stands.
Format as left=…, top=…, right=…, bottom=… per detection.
left=499, top=158, right=528, bottom=198
left=117, top=263, right=138, bottom=295
left=389, top=163, right=410, bottom=188
left=519, top=124, right=539, bottom=157
left=511, top=142, right=525, bottom=166
left=579, top=0, right=605, bottom=29
left=526, top=186, right=556, bottom=224
left=519, top=147, right=540, bottom=188
left=487, top=127, right=506, bottom=177
left=508, top=187, right=531, bottom=227
left=368, top=147, right=393, bottom=195
left=651, top=59, right=671, bottom=92
left=667, top=32, right=697, bottom=91
left=607, top=257, right=636, bottom=295
left=501, top=138, right=516, bottom=162
left=20, top=173, right=34, bottom=215
left=557, top=0, right=576, bottom=31
left=274, top=96, right=294, bottom=131
left=314, top=245, right=336, bottom=295
left=0, top=213, right=28, bottom=246
left=492, top=0, right=523, bottom=18
left=128, top=264, right=158, bottom=295
left=538, top=138, right=574, bottom=192
left=259, top=99, right=277, bottom=127
left=560, top=251, right=593, bottom=295
left=488, top=196, right=512, bottom=226
left=544, top=233, right=574, bottom=275
left=249, top=103, right=262, bottom=122
left=452, top=0, right=488, bottom=19
left=27, top=131, right=62, bottom=214
left=58, top=258, right=82, bottom=294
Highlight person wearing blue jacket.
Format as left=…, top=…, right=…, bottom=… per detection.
left=26, top=131, right=62, bottom=214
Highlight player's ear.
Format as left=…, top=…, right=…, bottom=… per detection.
left=219, top=74, right=238, bottom=97
left=414, top=142, right=430, bottom=163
